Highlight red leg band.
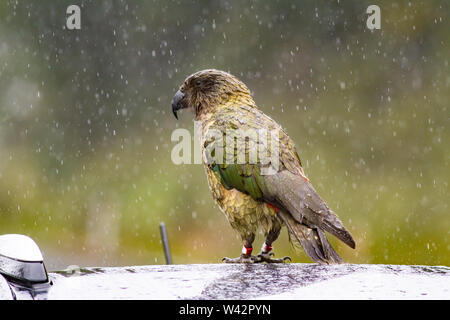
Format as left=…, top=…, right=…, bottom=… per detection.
left=242, top=245, right=253, bottom=256
left=262, top=243, right=272, bottom=253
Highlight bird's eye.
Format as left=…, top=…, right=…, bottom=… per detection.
left=195, top=80, right=201, bottom=86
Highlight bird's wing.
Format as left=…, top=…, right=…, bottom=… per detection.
left=204, top=105, right=355, bottom=249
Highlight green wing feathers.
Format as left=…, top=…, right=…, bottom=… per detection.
left=211, top=163, right=266, bottom=201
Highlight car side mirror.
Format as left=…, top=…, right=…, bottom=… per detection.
left=0, top=234, right=50, bottom=289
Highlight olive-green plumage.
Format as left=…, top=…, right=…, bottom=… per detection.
left=172, top=69, right=355, bottom=264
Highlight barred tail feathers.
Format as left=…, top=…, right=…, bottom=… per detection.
left=278, top=211, right=343, bottom=264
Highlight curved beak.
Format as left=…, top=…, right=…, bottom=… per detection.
left=171, top=90, right=185, bottom=120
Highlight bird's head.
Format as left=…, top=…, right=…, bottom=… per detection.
left=171, top=69, right=254, bottom=120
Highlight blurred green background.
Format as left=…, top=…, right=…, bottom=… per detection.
left=0, top=0, right=448, bottom=270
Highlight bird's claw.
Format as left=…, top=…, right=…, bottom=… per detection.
left=222, top=254, right=262, bottom=264
left=257, top=252, right=291, bottom=263
left=222, top=253, right=291, bottom=264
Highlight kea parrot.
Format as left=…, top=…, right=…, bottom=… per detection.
left=171, top=69, right=355, bottom=264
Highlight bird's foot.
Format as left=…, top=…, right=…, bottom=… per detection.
left=222, top=254, right=263, bottom=264
left=256, top=252, right=291, bottom=263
